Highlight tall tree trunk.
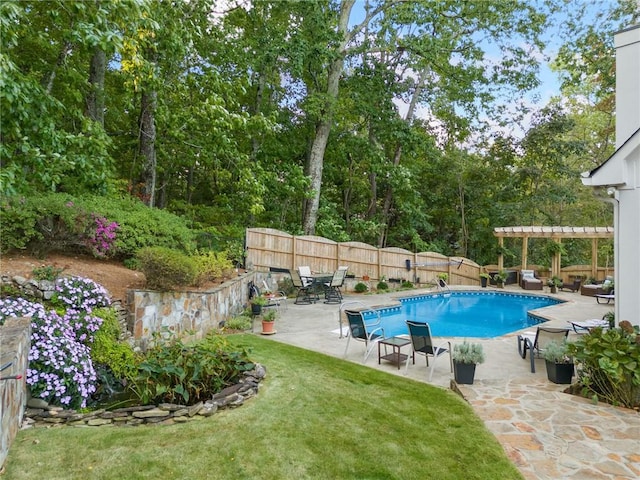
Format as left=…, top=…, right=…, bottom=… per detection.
left=458, top=173, right=468, bottom=257
left=85, top=47, right=106, bottom=125
left=139, top=89, right=157, bottom=207
left=377, top=71, right=425, bottom=247
left=302, top=0, right=354, bottom=235
left=44, top=40, right=73, bottom=94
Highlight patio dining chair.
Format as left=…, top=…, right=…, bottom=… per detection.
left=323, top=268, right=348, bottom=304
left=297, top=266, right=314, bottom=287
left=404, top=320, right=452, bottom=381
left=291, top=270, right=318, bottom=304
left=342, top=308, right=385, bottom=363
left=517, top=326, right=569, bottom=373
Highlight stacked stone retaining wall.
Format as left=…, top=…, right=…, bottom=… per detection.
left=0, top=317, right=30, bottom=470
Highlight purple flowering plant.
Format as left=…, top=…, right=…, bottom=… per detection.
left=0, top=275, right=111, bottom=409
left=53, top=276, right=111, bottom=310
left=86, top=214, right=119, bottom=257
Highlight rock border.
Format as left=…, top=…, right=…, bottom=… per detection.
left=22, top=364, right=266, bottom=429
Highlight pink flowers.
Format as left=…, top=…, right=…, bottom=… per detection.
left=86, top=214, right=119, bottom=257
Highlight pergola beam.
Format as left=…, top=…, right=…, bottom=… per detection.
left=493, top=226, right=613, bottom=278
left=494, top=226, right=613, bottom=239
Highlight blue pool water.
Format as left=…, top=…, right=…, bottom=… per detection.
left=362, top=291, right=563, bottom=338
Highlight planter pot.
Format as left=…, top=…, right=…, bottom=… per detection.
left=496, top=282, right=504, bottom=289
left=251, top=304, right=263, bottom=316
left=261, top=320, right=276, bottom=335
left=545, top=361, right=574, bottom=384
left=453, top=361, right=477, bottom=385
left=438, top=279, right=446, bottom=287
left=480, top=277, right=488, bottom=288
left=549, top=286, right=557, bottom=294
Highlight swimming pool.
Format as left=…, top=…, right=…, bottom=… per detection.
left=362, top=291, right=563, bottom=338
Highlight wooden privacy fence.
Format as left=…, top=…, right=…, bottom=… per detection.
left=245, top=228, right=481, bottom=286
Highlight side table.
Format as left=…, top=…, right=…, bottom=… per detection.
left=378, top=336, right=411, bottom=370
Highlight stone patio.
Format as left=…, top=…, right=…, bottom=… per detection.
left=257, top=284, right=639, bottom=480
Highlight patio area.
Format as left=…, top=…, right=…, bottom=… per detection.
left=256, top=284, right=639, bottom=480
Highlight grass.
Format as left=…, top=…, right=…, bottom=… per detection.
left=4, top=334, right=523, bottom=480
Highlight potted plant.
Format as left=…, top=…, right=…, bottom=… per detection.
left=452, top=341, right=485, bottom=384
left=494, top=270, right=508, bottom=288
left=437, top=272, right=449, bottom=287
left=250, top=295, right=268, bottom=316
left=547, top=276, right=563, bottom=293
left=479, top=272, right=490, bottom=288
left=261, top=309, right=277, bottom=335
left=542, top=341, right=574, bottom=384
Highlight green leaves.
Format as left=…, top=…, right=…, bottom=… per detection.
left=568, top=325, right=640, bottom=408
left=129, top=330, right=255, bottom=406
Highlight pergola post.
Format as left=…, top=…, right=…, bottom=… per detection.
left=591, top=238, right=598, bottom=279
left=521, top=236, right=529, bottom=270
left=497, top=237, right=504, bottom=271
left=551, top=237, right=561, bottom=278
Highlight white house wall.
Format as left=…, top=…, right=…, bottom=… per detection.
left=615, top=26, right=640, bottom=148
left=617, top=186, right=640, bottom=323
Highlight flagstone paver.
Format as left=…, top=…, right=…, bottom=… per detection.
left=267, top=286, right=640, bottom=479
left=456, top=379, right=640, bottom=480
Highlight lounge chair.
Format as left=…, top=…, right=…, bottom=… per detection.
left=520, top=270, right=543, bottom=290
left=559, top=278, right=582, bottom=293
left=342, top=308, right=385, bottom=363
left=568, top=318, right=609, bottom=334
left=404, top=320, right=452, bottom=381
left=580, top=276, right=613, bottom=296
left=595, top=290, right=615, bottom=304
left=517, top=326, right=569, bottom=373
left=323, top=268, right=347, bottom=304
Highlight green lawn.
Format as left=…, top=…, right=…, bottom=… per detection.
left=4, top=334, right=522, bottom=480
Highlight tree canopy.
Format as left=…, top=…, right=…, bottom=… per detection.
left=2, top=0, right=636, bottom=265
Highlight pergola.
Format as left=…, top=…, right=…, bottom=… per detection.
left=493, top=226, right=614, bottom=278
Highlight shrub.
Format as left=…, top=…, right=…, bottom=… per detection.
left=192, top=249, right=234, bottom=285
left=567, top=322, right=640, bottom=409
left=401, top=281, right=414, bottom=289
left=0, top=195, right=40, bottom=253
left=224, top=315, right=252, bottom=331
left=81, top=195, right=197, bottom=259
left=278, top=276, right=295, bottom=296
left=91, top=307, right=139, bottom=381
left=136, top=247, right=198, bottom=290
left=32, top=265, right=65, bottom=281
left=0, top=193, right=121, bottom=258
left=128, top=331, right=255, bottom=405
left=0, top=193, right=197, bottom=259
left=354, top=282, right=368, bottom=293
left=376, top=281, right=389, bottom=291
